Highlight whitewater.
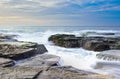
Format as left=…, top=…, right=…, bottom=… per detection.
left=0, top=28, right=120, bottom=79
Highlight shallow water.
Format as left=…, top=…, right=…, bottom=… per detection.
left=0, top=26, right=120, bottom=78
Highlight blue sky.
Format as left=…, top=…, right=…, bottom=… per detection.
left=0, top=0, right=120, bottom=26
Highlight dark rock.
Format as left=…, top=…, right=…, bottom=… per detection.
left=0, top=58, right=15, bottom=67
left=83, top=40, right=110, bottom=51
left=0, top=42, right=48, bottom=60
left=49, top=34, right=82, bottom=48
left=61, top=37, right=82, bottom=48
left=97, top=33, right=115, bottom=35
left=0, top=34, right=18, bottom=42
left=48, top=34, right=120, bottom=51
left=35, top=44, right=48, bottom=54
left=48, top=34, right=75, bottom=42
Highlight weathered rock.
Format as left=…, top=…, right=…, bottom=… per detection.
left=0, top=67, right=46, bottom=79
left=83, top=40, right=110, bottom=51
left=0, top=42, right=48, bottom=60
left=16, top=54, right=60, bottom=67
left=0, top=34, right=18, bottom=42
left=37, top=66, right=108, bottom=79
left=49, top=34, right=82, bottom=48
left=60, top=37, right=82, bottom=48
left=0, top=66, right=108, bottom=79
left=48, top=34, right=120, bottom=51
left=35, top=44, right=48, bottom=54
left=48, top=34, right=75, bottom=42
left=96, top=50, right=120, bottom=61
left=0, top=58, right=14, bottom=67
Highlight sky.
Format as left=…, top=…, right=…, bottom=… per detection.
left=0, top=0, right=120, bottom=26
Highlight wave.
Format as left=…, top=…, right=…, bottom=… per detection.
left=0, top=29, right=120, bottom=78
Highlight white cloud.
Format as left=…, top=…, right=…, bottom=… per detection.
left=0, top=0, right=119, bottom=26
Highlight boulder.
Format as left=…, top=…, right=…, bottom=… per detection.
left=59, top=37, right=82, bottom=48
left=96, top=50, right=120, bottom=61
left=0, top=58, right=14, bottom=67
left=0, top=42, right=48, bottom=60
left=49, top=34, right=120, bottom=51
left=16, top=54, right=60, bottom=67
left=49, top=34, right=82, bottom=48
left=83, top=40, right=110, bottom=51
left=48, top=34, right=75, bottom=42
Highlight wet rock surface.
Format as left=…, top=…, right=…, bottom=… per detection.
left=49, top=34, right=120, bottom=51
left=0, top=34, right=18, bottom=42
left=0, top=41, right=48, bottom=60
left=96, top=50, right=120, bottom=61
left=0, top=58, right=14, bottom=67
left=83, top=40, right=110, bottom=51
left=0, top=33, right=112, bottom=79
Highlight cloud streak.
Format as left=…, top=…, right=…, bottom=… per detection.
left=0, top=0, right=120, bottom=26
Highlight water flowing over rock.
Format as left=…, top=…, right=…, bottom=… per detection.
left=0, top=33, right=115, bottom=79
left=0, top=33, right=18, bottom=42
left=96, top=50, right=120, bottom=61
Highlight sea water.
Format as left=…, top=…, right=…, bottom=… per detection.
left=0, top=26, right=120, bottom=78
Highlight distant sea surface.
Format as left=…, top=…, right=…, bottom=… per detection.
left=0, top=26, right=120, bottom=32
left=0, top=26, right=120, bottom=78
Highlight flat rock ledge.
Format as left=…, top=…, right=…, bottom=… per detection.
left=0, top=41, right=48, bottom=60
left=0, top=67, right=44, bottom=79
left=16, top=54, right=60, bottom=67
left=0, top=66, right=109, bottom=79
left=48, top=34, right=120, bottom=51
left=0, top=58, right=14, bottom=67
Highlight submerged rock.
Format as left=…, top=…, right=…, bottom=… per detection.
left=96, top=50, right=120, bottom=61
left=0, top=58, right=14, bottom=67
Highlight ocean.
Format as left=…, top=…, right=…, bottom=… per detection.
left=0, top=26, right=120, bottom=78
